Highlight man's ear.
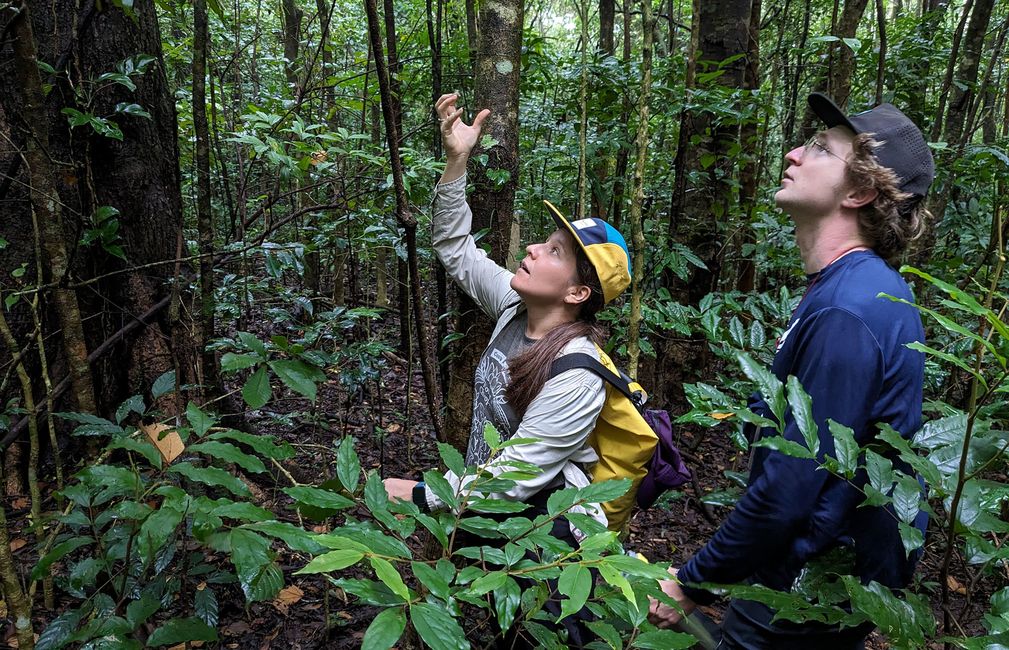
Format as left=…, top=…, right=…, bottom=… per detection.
left=564, top=284, right=592, bottom=306
left=842, top=185, right=879, bottom=209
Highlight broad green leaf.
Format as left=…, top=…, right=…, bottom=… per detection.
left=598, top=563, right=636, bottom=608
left=35, top=609, right=83, bottom=650
left=752, top=435, right=815, bottom=459
left=207, top=429, right=294, bottom=459
left=361, top=607, right=407, bottom=650
left=631, top=629, right=698, bottom=649
left=237, top=331, right=268, bottom=356
left=483, top=422, right=502, bottom=450
left=126, top=594, right=161, bottom=629
left=242, top=365, right=271, bottom=409
left=557, top=564, right=591, bottom=621
left=370, top=556, right=410, bottom=601
left=188, top=441, right=266, bottom=473
left=494, top=576, right=522, bottom=631
left=115, top=395, right=146, bottom=424
left=893, top=475, right=922, bottom=523
left=337, top=436, right=362, bottom=493
left=877, top=424, right=943, bottom=488
left=467, top=570, right=507, bottom=596
left=412, top=561, right=450, bottom=599
left=905, top=342, right=987, bottom=391
left=786, top=375, right=819, bottom=456
left=575, top=478, right=631, bottom=504
left=284, top=485, right=355, bottom=511
left=898, top=522, right=925, bottom=557
left=192, top=585, right=218, bottom=628
left=410, top=603, right=469, bottom=650
left=422, top=470, right=460, bottom=510
left=107, top=437, right=162, bottom=469
left=137, top=506, right=185, bottom=567
left=211, top=500, right=274, bottom=522
left=221, top=352, right=260, bottom=371
left=33, top=536, right=94, bottom=581
left=737, top=352, right=786, bottom=427
left=269, top=359, right=324, bottom=401
left=185, top=402, right=216, bottom=436
left=242, top=521, right=324, bottom=553
left=437, top=441, right=466, bottom=478
left=914, top=414, right=968, bottom=450
left=151, top=370, right=176, bottom=399
left=864, top=450, right=894, bottom=493
left=296, top=549, right=365, bottom=574
left=467, top=498, right=529, bottom=514
left=170, top=462, right=251, bottom=497
left=146, top=617, right=219, bottom=646
left=229, top=529, right=282, bottom=602
left=827, top=420, right=858, bottom=478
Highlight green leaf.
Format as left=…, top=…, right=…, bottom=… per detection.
left=437, top=441, right=466, bottom=478
left=467, top=570, right=507, bottom=596
left=893, top=475, right=922, bottom=523
left=752, top=435, right=816, bottom=459
left=412, top=562, right=450, bottom=599
left=114, top=102, right=152, bottom=119
left=136, top=506, right=185, bottom=567
left=361, top=607, right=407, bottom=650
left=36, top=609, right=83, bottom=650
left=229, top=529, right=282, bottom=602
left=557, top=564, right=591, bottom=621
left=423, top=470, right=460, bottom=509
left=237, top=331, right=268, bottom=356
left=898, top=521, right=925, bottom=557
left=221, top=352, right=260, bottom=371
left=115, top=395, right=146, bottom=424
left=483, top=422, right=502, bottom=450
left=107, top=437, right=162, bottom=469
left=242, top=365, right=272, bottom=409
left=186, top=402, right=216, bottom=436
left=33, top=536, right=93, bottom=580
left=905, top=342, right=988, bottom=391
left=269, top=359, right=324, bottom=401
left=169, top=462, right=251, bottom=497
left=146, top=617, right=219, bottom=646
left=188, top=441, right=266, bottom=473
left=242, top=521, right=323, bottom=553
left=126, top=595, right=161, bottom=629
left=786, top=375, right=819, bottom=456
left=296, top=549, right=365, bottom=574
left=914, top=414, right=967, bottom=450
left=632, top=629, right=698, bottom=649
left=337, top=436, right=362, bottom=493
left=284, top=486, right=355, bottom=510
left=193, top=585, right=219, bottom=628
left=370, top=556, right=410, bottom=601
left=737, top=352, right=786, bottom=427
left=864, top=450, right=894, bottom=493
left=494, top=576, right=522, bottom=631
left=827, top=420, right=858, bottom=478
left=410, top=603, right=469, bottom=650
left=598, top=563, right=636, bottom=608
left=151, top=370, right=176, bottom=399
left=208, top=429, right=294, bottom=459
left=576, top=479, right=631, bottom=505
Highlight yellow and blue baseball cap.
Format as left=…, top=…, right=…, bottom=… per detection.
left=543, top=200, right=631, bottom=304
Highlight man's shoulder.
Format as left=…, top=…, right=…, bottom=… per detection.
left=820, top=253, right=915, bottom=312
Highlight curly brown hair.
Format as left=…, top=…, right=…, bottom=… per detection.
left=845, top=133, right=932, bottom=263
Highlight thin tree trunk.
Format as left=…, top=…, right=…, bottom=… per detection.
left=929, top=0, right=976, bottom=141
left=577, top=0, right=590, bottom=218
left=364, top=0, right=444, bottom=439
left=801, top=0, right=870, bottom=133
left=0, top=493, right=34, bottom=649
left=282, top=0, right=303, bottom=92
left=194, top=0, right=218, bottom=393
left=737, top=0, right=761, bottom=292
left=9, top=3, right=97, bottom=415
left=627, top=0, right=653, bottom=378
left=608, top=0, right=635, bottom=228
left=874, top=0, right=887, bottom=104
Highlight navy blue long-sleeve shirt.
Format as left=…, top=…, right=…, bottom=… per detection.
left=678, top=250, right=927, bottom=606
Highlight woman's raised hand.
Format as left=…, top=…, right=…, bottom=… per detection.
left=436, top=93, right=490, bottom=161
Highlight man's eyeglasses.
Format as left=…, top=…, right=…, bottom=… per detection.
left=802, top=136, right=847, bottom=163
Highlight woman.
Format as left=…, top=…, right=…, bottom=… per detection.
left=383, top=93, right=631, bottom=530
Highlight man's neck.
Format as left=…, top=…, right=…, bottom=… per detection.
left=794, top=214, right=871, bottom=274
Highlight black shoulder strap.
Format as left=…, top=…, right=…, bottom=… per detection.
left=548, top=353, right=641, bottom=405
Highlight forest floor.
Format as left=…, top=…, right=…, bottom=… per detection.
left=4, top=315, right=994, bottom=649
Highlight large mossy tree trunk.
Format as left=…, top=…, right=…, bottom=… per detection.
left=444, top=0, right=523, bottom=453
left=0, top=1, right=194, bottom=424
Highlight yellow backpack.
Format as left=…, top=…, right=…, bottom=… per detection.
left=549, top=347, right=681, bottom=533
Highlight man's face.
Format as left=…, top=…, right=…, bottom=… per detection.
left=775, top=126, right=857, bottom=220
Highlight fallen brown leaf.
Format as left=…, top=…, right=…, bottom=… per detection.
left=223, top=621, right=252, bottom=636
left=946, top=575, right=967, bottom=595
left=8, top=538, right=26, bottom=552
left=271, top=585, right=304, bottom=615
left=10, top=497, right=29, bottom=510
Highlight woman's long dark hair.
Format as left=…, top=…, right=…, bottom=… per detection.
left=504, top=248, right=606, bottom=419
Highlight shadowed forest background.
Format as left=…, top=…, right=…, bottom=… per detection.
left=1, top=0, right=1008, bottom=646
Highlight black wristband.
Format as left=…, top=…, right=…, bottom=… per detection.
left=412, top=481, right=429, bottom=512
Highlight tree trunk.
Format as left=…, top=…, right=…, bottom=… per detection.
left=282, top=0, right=304, bottom=91
left=608, top=0, right=635, bottom=228
left=626, top=0, right=653, bottom=378
left=444, top=0, right=524, bottom=452
left=364, top=0, right=444, bottom=439
left=736, top=0, right=761, bottom=292
left=0, top=0, right=194, bottom=424
left=801, top=0, right=870, bottom=133
left=194, top=0, right=218, bottom=394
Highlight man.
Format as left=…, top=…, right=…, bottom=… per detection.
left=649, top=94, right=934, bottom=649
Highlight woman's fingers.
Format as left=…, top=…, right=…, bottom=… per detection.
left=471, top=108, right=491, bottom=134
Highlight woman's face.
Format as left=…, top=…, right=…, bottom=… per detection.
left=510, top=228, right=585, bottom=305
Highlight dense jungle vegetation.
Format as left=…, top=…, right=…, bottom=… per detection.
left=1, top=0, right=1008, bottom=646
